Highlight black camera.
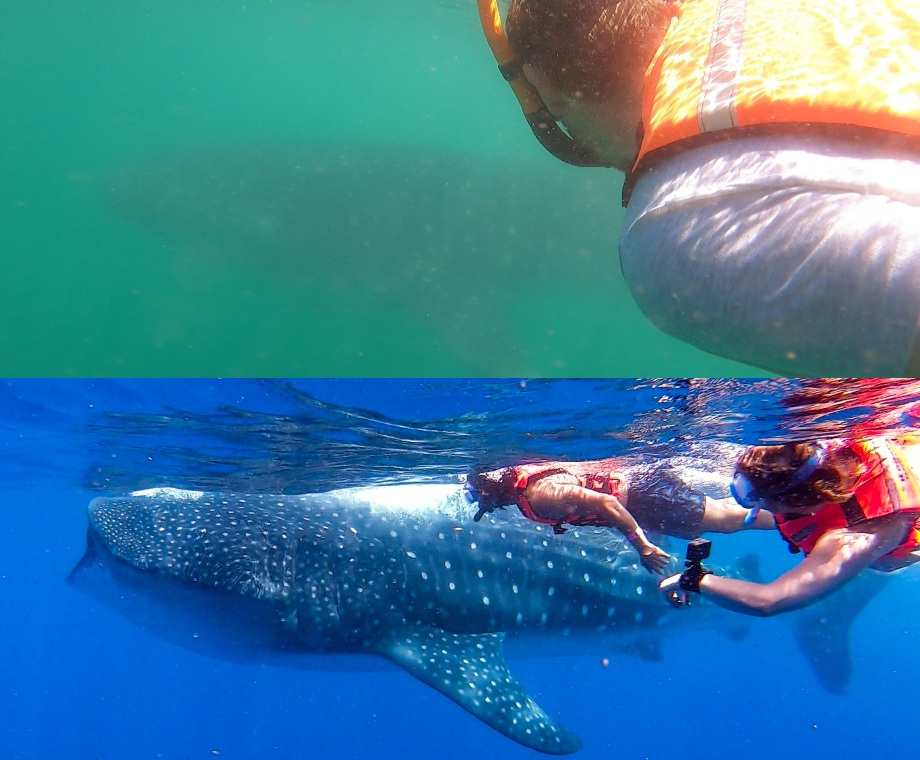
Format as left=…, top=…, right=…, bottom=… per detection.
left=685, top=538, right=712, bottom=565
left=677, top=538, right=713, bottom=597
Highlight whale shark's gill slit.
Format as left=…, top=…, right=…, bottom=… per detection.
left=375, top=625, right=581, bottom=755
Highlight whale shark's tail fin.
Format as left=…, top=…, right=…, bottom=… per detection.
left=376, top=626, right=581, bottom=755
left=791, top=570, right=889, bottom=693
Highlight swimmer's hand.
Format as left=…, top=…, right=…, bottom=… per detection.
left=659, top=574, right=689, bottom=607
left=637, top=541, right=671, bottom=575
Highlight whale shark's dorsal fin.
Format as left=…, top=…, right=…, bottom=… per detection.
left=375, top=626, right=582, bottom=755
left=792, top=569, right=890, bottom=693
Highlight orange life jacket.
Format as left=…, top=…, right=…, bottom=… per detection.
left=628, top=0, right=920, bottom=196
left=775, top=435, right=920, bottom=563
left=511, top=461, right=624, bottom=534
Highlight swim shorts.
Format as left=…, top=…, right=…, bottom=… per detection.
left=619, top=134, right=920, bottom=376
left=624, top=462, right=706, bottom=539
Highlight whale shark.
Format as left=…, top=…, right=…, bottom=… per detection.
left=69, top=484, right=885, bottom=754
left=104, top=142, right=654, bottom=376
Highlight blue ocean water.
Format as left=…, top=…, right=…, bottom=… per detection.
left=3, top=378, right=920, bottom=760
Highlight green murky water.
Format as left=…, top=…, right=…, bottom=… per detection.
left=1, top=1, right=756, bottom=376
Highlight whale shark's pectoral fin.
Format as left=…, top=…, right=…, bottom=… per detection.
left=375, top=626, right=582, bottom=755
left=792, top=569, right=889, bottom=693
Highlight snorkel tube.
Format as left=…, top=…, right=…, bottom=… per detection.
left=476, top=0, right=611, bottom=167
left=461, top=473, right=502, bottom=522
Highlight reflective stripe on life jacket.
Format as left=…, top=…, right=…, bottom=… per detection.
left=775, top=436, right=920, bottom=562
left=629, top=0, right=920, bottom=190
left=511, top=461, right=623, bottom=533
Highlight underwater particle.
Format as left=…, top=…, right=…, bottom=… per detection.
left=601, top=658, right=609, bottom=668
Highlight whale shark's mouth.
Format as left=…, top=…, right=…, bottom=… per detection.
left=66, top=522, right=145, bottom=611
left=67, top=522, right=140, bottom=588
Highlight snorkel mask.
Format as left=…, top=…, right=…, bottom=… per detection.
left=476, top=0, right=613, bottom=167
left=461, top=472, right=508, bottom=522
left=731, top=442, right=830, bottom=526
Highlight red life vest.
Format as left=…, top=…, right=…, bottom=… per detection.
left=775, top=436, right=920, bottom=563
left=510, top=460, right=624, bottom=534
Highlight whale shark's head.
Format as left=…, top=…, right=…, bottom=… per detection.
left=76, top=488, right=308, bottom=596
left=84, top=491, right=173, bottom=568
left=69, top=492, right=174, bottom=590
left=69, top=489, right=306, bottom=660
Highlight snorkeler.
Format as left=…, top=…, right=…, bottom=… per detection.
left=660, top=434, right=920, bottom=616
left=476, top=0, right=920, bottom=376
left=465, top=458, right=775, bottom=575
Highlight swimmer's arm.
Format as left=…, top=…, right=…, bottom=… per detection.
left=699, top=519, right=906, bottom=616
left=701, top=496, right=776, bottom=533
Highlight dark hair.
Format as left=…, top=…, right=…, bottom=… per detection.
left=504, top=0, right=672, bottom=101
left=736, top=442, right=862, bottom=509
left=468, top=467, right=517, bottom=514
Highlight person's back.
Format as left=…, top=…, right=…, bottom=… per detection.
left=466, top=454, right=774, bottom=574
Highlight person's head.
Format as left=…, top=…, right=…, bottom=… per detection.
left=503, top=0, right=672, bottom=168
left=732, top=441, right=863, bottom=516
left=466, top=467, right=517, bottom=521
left=505, top=0, right=671, bottom=103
